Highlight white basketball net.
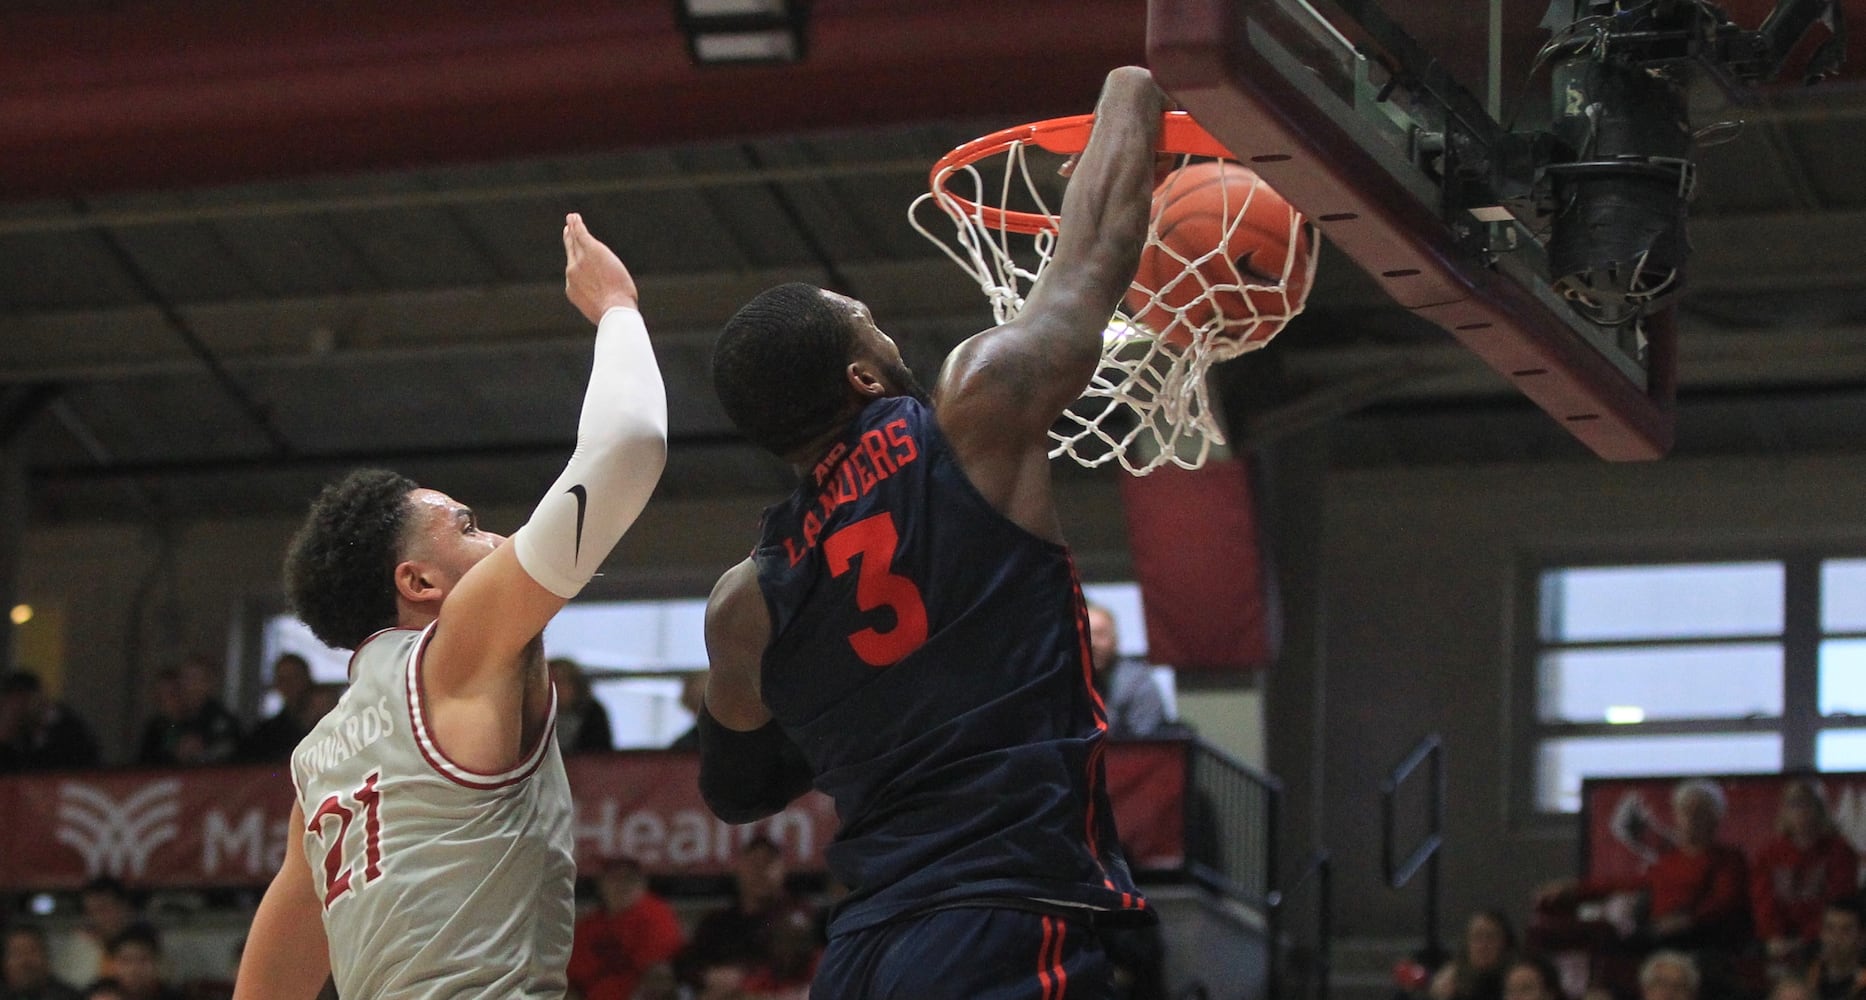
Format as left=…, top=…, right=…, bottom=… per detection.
left=911, top=143, right=1319, bottom=474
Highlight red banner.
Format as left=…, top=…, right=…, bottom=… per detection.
left=0, top=742, right=1189, bottom=891
left=1581, top=772, right=1866, bottom=881
left=1117, top=457, right=1276, bottom=672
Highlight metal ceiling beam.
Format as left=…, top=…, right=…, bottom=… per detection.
left=0, top=204, right=1848, bottom=354
left=0, top=260, right=989, bottom=380
left=80, top=216, right=297, bottom=456
left=1689, top=209, right=1866, bottom=292
left=0, top=158, right=934, bottom=237
left=0, top=383, right=61, bottom=446
left=29, top=430, right=751, bottom=483
left=0, top=312, right=988, bottom=386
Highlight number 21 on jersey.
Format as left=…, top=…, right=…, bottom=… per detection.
left=308, top=772, right=383, bottom=909
left=824, top=511, right=928, bottom=667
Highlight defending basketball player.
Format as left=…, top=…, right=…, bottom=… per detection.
left=232, top=214, right=667, bottom=1000
left=701, top=67, right=1166, bottom=998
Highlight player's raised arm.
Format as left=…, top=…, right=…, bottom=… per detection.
left=425, top=214, right=669, bottom=689
left=934, top=68, right=1167, bottom=460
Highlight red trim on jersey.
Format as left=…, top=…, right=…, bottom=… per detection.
left=1066, top=566, right=1110, bottom=728
left=403, top=624, right=557, bottom=790
left=1052, top=915, right=1071, bottom=998
left=346, top=626, right=406, bottom=681
left=1037, top=916, right=1057, bottom=1000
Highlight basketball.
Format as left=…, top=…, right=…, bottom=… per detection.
left=1123, top=161, right=1314, bottom=352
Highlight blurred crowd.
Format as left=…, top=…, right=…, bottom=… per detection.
left=0, top=605, right=1187, bottom=1000
left=1400, top=776, right=1866, bottom=1000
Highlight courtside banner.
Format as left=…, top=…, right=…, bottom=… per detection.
left=1581, top=772, right=1866, bottom=881
left=0, top=742, right=1190, bottom=890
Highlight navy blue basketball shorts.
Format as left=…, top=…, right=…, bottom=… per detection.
left=812, top=906, right=1112, bottom=1000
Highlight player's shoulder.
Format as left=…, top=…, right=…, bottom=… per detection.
left=706, top=559, right=767, bottom=644
left=347, top=625, right=427, bottom=678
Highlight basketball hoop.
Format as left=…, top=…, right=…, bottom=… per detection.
left=910, top=111, right=1319, bottom=475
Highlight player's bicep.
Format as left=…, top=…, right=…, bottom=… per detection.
left=704, top=558, right=772, bottom=731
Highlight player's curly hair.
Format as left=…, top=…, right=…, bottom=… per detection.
left=711, top=283, right=859, bottom=457
left=283, top=468, right=417, bottom=651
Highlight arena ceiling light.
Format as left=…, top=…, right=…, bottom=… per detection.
left=675, top=0, right=811, bottom=65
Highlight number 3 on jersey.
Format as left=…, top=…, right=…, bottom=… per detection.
left=308, top=772, right=383, bottom=909
left=824, top=512, right=928, bottom=666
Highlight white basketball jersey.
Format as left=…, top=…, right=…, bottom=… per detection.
left=290, top=625, right=575, bottom=1000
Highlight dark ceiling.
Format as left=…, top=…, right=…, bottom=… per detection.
left=3, top=0, right=1864, bottom=527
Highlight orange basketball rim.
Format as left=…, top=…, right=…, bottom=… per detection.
left=929, top=111, right=1233, bottom=235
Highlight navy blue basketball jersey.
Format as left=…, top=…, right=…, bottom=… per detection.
left=753, top=395, right=1150, bottom=936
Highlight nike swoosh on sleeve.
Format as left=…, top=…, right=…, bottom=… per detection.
left=566, top=484, right=588, bottom=561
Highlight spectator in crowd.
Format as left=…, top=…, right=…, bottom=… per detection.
left=102, top=927, right=180, bottom=1000
left=1754, top=778, right=1860, bottom=968
left=301, top=683, right=343, bottom=728
left=1775, top=978, right=1819, bottom=1000
left=78, top=984, right=123, bottom=1000
left=550, top=658, right=614, bottom=754
left=1541, top=780, right=1750, bottom=952
left=1500, top=956, right=1565, bottom=1000
left=238, top=654, right=314, bottom=761
left=630, top=963, right=681, bottom=1000
left=678, top=836, right=813, bottom=991
left=3, top=924, right=81, bottom=1000
left=567, top=857, right=685, bottom=1000
left=1638, top=952, right=1697, bottom=1000
left=1428, top=911, right=1517, bottom=1000
left=0, top=685, right=16, bottom=771
left=136, top=659, right=241, bottom=766
left=134, top=670, right=185, bottom=765
left=667, top=672, right=707, bottom=751
left=51, top=879, right=144, bottom=989
left=0, top=670, right=98, bottom=772
left=1806, top=898, right=1866, bottom=1000
left=740, top=906, right=820, bottom=1000
left=1085, top=603, right=1177, bottom=739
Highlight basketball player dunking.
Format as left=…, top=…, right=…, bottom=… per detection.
left=233, top=215, right=667, bottom=1000
left=701, top=67, right=1167, bottom=999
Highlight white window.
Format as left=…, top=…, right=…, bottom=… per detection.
left=264, top=582, right=1168, bottom=750
left=543, top=599, right=710, bottom=749
left=1526, top=560, right=1815, bottom=813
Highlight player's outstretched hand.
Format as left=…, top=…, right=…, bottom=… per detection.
left=563, top=212, right=639, bottom=324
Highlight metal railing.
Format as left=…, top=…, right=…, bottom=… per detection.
left=1177, top=739, right=1334, bottom=1000
left=1183, top=738, right=1282, bottom=911
left=1269, top=850, right=1334, bottom=1000
left=1380, top=734, right=1446, bottom=962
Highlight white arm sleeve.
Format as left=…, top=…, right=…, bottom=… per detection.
left=512, top=306, right=668, bottom=599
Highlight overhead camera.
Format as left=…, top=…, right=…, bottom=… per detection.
left=1526, top=0, right=1846, bottom=326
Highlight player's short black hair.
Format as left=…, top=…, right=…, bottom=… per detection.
left=283, top=468, right=418, bottom=651
left=711, top=283, right=860, bottom=457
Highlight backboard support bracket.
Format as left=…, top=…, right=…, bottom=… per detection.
left=1148, top=0, right=1677, bottom=460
